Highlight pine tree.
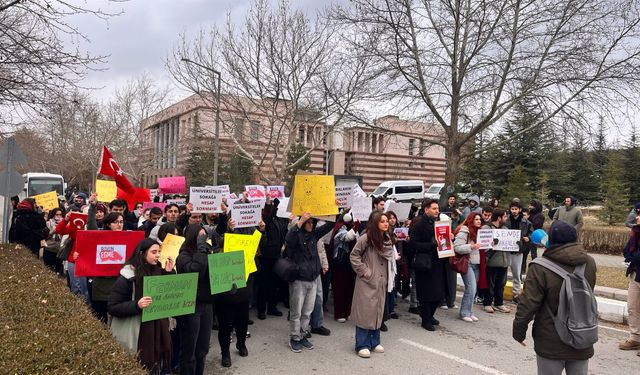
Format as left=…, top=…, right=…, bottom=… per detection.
left=623, top=125, right=640, bottom=202
left=284, top=143, right=311, bottom=194
left=592, top=117, right=608, bottom=201
left=185, top=145, right=215, bottom=187
left=536, top=171, right=552, bottom=209
left=598, top=152, right=630, bottom=225
left=566, top=131, right=599, bottom=203
left=219, top=149, right=253, bottom=193
left=503, top=165, right=533, bottom=203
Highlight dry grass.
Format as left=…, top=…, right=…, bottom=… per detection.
left=596, top=266, right=630, bottom=290
left=0, top=244, right=145, bottom=374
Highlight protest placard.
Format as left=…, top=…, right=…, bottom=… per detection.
left=190, top=186, right=224, bottom=213
left=394, top=227, right=409, bottom=241
left=231, top=202, right=263, bottom=229
left=224, top=231, right=262, bottom=279
left=267, top=185, right=285, bottom=199
left=95, top=179, right=118, bottom=203
left=208, top=251, right=247, bottom=295
left=141, top=273, right=198, bottom=322
left=276, top=197, right=292, bottom=219
left=291, top=174, right=338, bottom=216
left=435, top=221, right=454, bottom=258
left=160, top=233, right=185, bottom=268
left=353, top=184, right=367, bottom=197
left=350, top=196, right=372, bottom=221
left=492, top=229, right=521, bottom=251
left=31, top=191, right=59, bottom=211
left=384, top=201, right=412, bottom=221
left=245, top=185, right=266, bottom=199
left=477, top=229, right=494, bottom=249
left=142, top=202, right=167, bottom=211
left=74, top=230, right=144, bottom=277
left=166, top=198, right=186, bottom=206
left=150, top=188, right=160, bottom=200
left=158, top=176, right=186, bottom=194
left=335, top=185, right=354, bottom=208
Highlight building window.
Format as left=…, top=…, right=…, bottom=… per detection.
left=371, top=133, right=377, bottom=153
left=234, top=119, right=244, bottom=141
left=298, top=127, right=305, bottom=143
left=378, top=134, right=384, bottom=153
left=409, top=138, right=416, bottom=156
left=365, top=133, right=370, bottom=152
left=357, top=132, right=363, bottom=151
left=419, top=139, right=425, bottom=156
left=250, top=122, right=260, bottom=141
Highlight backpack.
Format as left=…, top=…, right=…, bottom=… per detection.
left=531, top=257, right=598, bottom=349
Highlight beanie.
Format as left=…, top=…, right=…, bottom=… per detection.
left=548, top=220, right=577, bottom=247
left=635, top=201, right=640, bottom=210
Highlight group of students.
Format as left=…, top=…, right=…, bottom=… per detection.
left=7, top=188, right=639, bottom=375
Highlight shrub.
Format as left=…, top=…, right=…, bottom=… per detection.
left=0, top=244, right=145, bottom=374
left=580, top=226, right=630, bottom=255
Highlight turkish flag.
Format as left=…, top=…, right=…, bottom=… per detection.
left=98, top=146, right=135, bottom=195
left=67, top=212, right=88, bottom=237
left=74, top=230, right=145, bottom=277
left=117, top=186, right=151, bottom=210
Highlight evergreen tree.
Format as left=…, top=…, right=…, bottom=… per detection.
left=219, top=149, right=254, bottom=193
left=598, top=152, right=630, bottom=225
left=566, top=131, right=599, bottom=203
left=623, top=125, right=640, bottom=202
left=592, top=117, right=608, bottom=201
left=459, top=131, right=491, bottom=197
left=503, top=165, right=533, bottom=203
left=185, top=145, right=215, bottom=187
left=284, top=143, right=311, bottom=194
left=536, top=171, right=552, bottom=209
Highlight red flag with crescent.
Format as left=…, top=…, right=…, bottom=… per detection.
left=98, top=146, right=135, bottom=195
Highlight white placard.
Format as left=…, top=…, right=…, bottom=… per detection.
left=353, top=184, right=367, bottom=198
left=394, top=227, right=409, bottom=241
left=277, top=197, right=292, bottom=219
left=335, top=185, right=354, bottom=208
left=231, top=202, right=263, bottom=229
left=267, top=186, right=286, bottom=199
left=351, top=196, right=372, bottom=221
left=96, top=244, right=126, bottom=265
left=477, top=229, right=494, bottom=249
left=245, top=185, right=266, bottom=199
left=492, top=229, right=521, bottom=251
left=166, top=198, right=186, bottom=206
left=190, top=186, right=224, bottom=213
left=384, top=201, right=412, bottom=221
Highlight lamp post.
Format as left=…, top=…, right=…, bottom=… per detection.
left=180, top=57, right=221, bottom=185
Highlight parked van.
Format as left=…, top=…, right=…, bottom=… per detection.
left=424, top=183, right=445, bottom=200
left=370, top=180, right=425, bottom=202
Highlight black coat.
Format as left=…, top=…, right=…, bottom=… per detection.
left=260, top=200, right=287, bottom=259
left=284, top=222, right=333, bottom=282
left=408, top=214, right=446, bottom=302
left=176, top=247, right=213, bottom=304
left=9, top=209, right=47, bottom=253
left=108, top=274, right=141, bottom=318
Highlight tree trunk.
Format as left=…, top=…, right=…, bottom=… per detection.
left=440, top=144, right=462, bottom=208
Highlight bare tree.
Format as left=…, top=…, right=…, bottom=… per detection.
left=167, top=0, right=373, bottom=185
left=331, top=0, right=640, bottom=195
left=0, top=0, right=123, bottom=126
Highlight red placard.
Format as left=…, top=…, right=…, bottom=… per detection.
left=74, top=230, right=145, bottom=277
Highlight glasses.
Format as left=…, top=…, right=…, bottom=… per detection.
left=113, top=220, right=124, bottom=224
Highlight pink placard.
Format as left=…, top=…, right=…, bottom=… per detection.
left=142, top=202, right=167, bottom=211
left=267, top=186, right=285, bottom=199
left=158, top=176, right=186, bottom=194
left=245, top=185, right=266, bottom=199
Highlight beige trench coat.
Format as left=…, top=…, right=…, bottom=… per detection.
left=350, top=234, right=393, bottom=330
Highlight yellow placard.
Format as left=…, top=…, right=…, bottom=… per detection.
left=31, top=191, right=59, bottom=211
left=95, top=179, right=118, bottom=203
left=291, top=174, right=338, bottom=216
left=160, top=233, right=185, bottom=268
left=224, top=231, right=262, bottom=279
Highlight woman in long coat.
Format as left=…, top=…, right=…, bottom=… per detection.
left=350, top=211, right=395, bottom=358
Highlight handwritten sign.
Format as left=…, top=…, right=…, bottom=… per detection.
left=141, top=273, right=198, bottom=322
left=31, top=191, right=59, bottom=211
left=477, top=229, right=494, bottom=249
left=267, top=186, right=285, bottom=199
left=158, top=176, right=186, bottom=194
left=335, top=185, right=354, bottom=208
left=492, top=229, right=521, bottom=252
left=384, top=201, right=412, bottom=221
left=276, top=197, right=292, bottom=219
left=351, top=196, right=373, bottom=222
left=353, top=184, right=367, bottom=197
left=190, top=186, right=223, bottom=213
left=208, top=251, right=247, bottom=294
left=231, top=202, right=263, bottom=229
left=435, top=221, right=454, bottom=258
left=224, top=231, right=262, bottom=278
left=160, top=233, right=184, bottom=267
left=95, top=179, right=117, bottom=203
left=394, top=227, right=409, bottom=241
left=291, top=175, right=338, bottom=216
left=245, top=185, right=266, bottom=199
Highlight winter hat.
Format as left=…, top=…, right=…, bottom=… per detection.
left=96, top=204, right=108, bottom=215
left=16, top=200, right=34, bottom=211
left=548, top=220, right=577, bottom=247
left=77, top=192, right=88, bottom=200
left=635, top=201, right=640, bottom=210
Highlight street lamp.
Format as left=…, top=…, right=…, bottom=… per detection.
left=180, top=57, right=221, bottom=185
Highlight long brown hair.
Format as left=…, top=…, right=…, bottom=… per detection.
left=366, top=211, right=392, bottom=252
left=454, top=212, right=480, bottom=242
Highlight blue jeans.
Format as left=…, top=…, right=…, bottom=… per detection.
left=459, top=264, right=480, bottom=318
left=355, top=326, right=380, bottom=351
left=310, top=275, right=323, bottom=329
left=67, top=262, right=89, bottom=304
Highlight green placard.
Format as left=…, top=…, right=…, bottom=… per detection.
left=208, top=251, right=246, bottom=295
left=141, top=273, right=198, bottom=323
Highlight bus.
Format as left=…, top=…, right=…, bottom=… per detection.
left=18, top=173, right=66, bottom=201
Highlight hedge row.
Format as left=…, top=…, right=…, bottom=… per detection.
left=0, top=244, right=145, bottom=374
left=580, top=226, right=630, bottom=255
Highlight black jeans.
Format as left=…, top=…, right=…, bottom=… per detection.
left=419, top=300, right=441, bottom=326
left=443, top=264, right=458, bottom=307
left=42, top=250, right=63, bottom=275
left=256, top=257, right=278, bottom=313
left=178, top=302, right=213, bottom=375
left=484, top=267, right=508, bottom=307
left=521, top=244, right=538, bottom=275
left=215, top=300, right=249, bottom=352
left=91, top=300, right=108, bottom=324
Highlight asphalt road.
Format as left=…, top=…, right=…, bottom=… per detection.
left=204, top=294, right=637, bottom=375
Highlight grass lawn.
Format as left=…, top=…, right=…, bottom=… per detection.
left=596, top=266, right=629, bottom=290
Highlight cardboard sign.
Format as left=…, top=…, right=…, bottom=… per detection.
left=353, top=184, right=367, bottom=197
left=350, top=196, right=373, bottom=222
left=95, top=179, right=118, bottom=203
left=190, top=186, right=224, bottom=213
left=142, top=202, right=167, bottom=211
left=158, top=176, right=186, bottom=194
left=276, top=197, right=292, bottom=219
left=267, top=186, right=285, bottom=199
left=434, top=221, right=454, bottom=258
left=224, top=231, right=262, bottom=278
left=160, top=233, right=184, bottom=268
left=166, top=198, right=186, bottom=206
left=208, top=251, right=247, bottom=294
left=291, top=174, right=338, bottom=216
left=141, top=273, right=198, bottom=322
left=492, top=229, right=521, bottom=252
left=477, top=229, right=494, bottom=249
left=384, top=201, right=412, bottom=221
left=231, top=202, right=263, bottom=229
left=31, top=191, right=59, bottom=211
left=394, top=227, right=409, bottom=241
left=335, top=185, right=354, bottom=209
left=245, top=185, right=266, bottom=199
left=74, top=230, right=144, bottom=277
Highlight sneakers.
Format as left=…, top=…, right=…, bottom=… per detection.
left=494, top=305, right=511, bottom=313
left=474, top=296, right=484, bottom=305
left=619, top=340, right=640, bottom=350
left=389, top=312, right=399, bottom=319
left=439, top=304, right=449, bottom=310
left=300, top=337, right=314, bottom=350
left=373, top=345, right=385, bottom=353
left=470, top=315, right=479, bottom=322
left=311, top=326, right=331, bottom=336
left=512, top=295, right=521, bottom=305
left=304, top=330, right=312, bottom=339
left=289, top=339, right=303, bottom=353
left=483, top=306, right=495, bottom=313
left=337, top=318, right=347, bottom=323
left=461, top=316, right=473, bottom=322
left=357, top=348, right=371, bottom=358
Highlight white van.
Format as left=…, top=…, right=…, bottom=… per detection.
left=370, top=180, right=425, bottom=202
left=424, top=183, right=445, bottom=200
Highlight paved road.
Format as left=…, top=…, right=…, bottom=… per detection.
left=203, top=295, right=637, bottom=374
left=589, top=253, right=628, bottom=269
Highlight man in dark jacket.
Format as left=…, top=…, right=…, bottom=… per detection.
left=513, top=220, right=597, bottom=375
left=503, top=202, right=532, bottom=304
left=284, top=212, right=333, bottom=353
left=9, top=199, right=47, bottom=255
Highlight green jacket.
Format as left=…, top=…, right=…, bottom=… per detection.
left=553, top=205, right=584, bottom=232
left=483, top=223, right=510, bottom=268
left=512, top=242, right=597, bottom=360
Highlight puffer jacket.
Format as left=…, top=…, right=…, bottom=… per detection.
left=513, top=242, right=597, bottom=360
